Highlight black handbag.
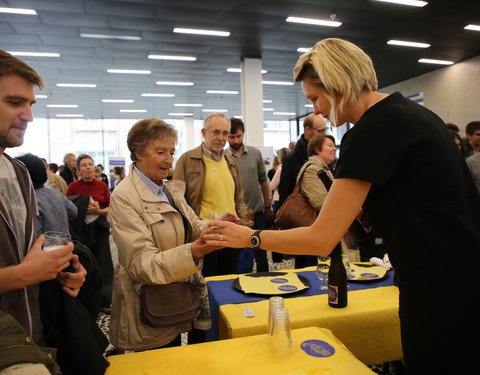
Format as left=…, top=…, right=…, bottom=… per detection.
left=140, top=282, right=201, bottom=328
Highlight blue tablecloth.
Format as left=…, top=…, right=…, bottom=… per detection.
left=205, top=269, right=394, bottom=341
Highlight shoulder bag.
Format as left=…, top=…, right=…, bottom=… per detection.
left=275, top=163, right=318, bottom=229
left=140, top=282, right=201, bottom=328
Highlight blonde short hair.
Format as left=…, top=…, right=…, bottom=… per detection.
left=293, top=38, right=378, bottom=126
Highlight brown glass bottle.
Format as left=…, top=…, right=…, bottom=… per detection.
left=328, top=243, right=348, bottom=308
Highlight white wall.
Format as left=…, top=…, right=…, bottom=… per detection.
left=381, top=55, right=480, bottom=135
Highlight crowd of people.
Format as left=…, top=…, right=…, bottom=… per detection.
left=1, top=36, right=479, bottom=375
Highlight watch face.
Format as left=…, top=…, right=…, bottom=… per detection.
left=251, top=236, right=259, bottom=247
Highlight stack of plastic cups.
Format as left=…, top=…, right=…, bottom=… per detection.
left=271, top=307, right=292, bottom=355
left=268, top=296, right=284, bottom=335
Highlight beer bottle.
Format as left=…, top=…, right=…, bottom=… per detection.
left=328, top=243, right=348, bottom=308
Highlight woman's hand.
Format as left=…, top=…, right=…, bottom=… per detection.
left=206, top=221, right=254, bottom=248
left=87, top=200, right=100, bottom=214
left=190, top=230, right=224, bottom=258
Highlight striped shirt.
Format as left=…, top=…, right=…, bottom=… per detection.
left=133, top=165, right=170, bottom=204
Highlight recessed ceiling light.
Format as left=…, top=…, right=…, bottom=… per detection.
left=56, top=83, right=97, bottom=88
left=173, top=28, right=230, bottom=37
left=168, top=112, right=194, bottom=117
left=46, top=104, right=79, bottom=108
left=7, top=51, right=60, bottom=57
left=226, top=67, right=268, bottom=74
left=148, top=54, right=196, bottom=61
left=305, top=104, right=313, bottom=108
left=274, top=112, right=296, bottom=116
left=418, top=58, right=454, bottom=65
left=80, top=33, right=141, bottom=40
left=262, top=81, right=294, bottom=86
left=263, top=100, right=272, bottom=103
left=0, top=7, right=37, bottom=15
left=206, top=90, right=239, bottom=95
left=263, top=108, right=274, bottom=111
left=55, top=114, right=84, bottom=118
left=119, top=109, right=147, bottom=113
left=102, top=99, right=135, bottom=103
left=286, top=16, right=341, bottom=28
left=156, top=81, right=194, bottom=86
left=35, top=95, right=48, bottom=99
left=374, top=0, right=427, bottom=7
left=297, top=47, right=312, bottom=53
left=465, top=24, right=480, bottom=31
left=387, top=40, right=430, bottom=48
left=174, top=103, right=203, bottom=107
left=141, top=93, right=175, bottom=97
left=107, top=69, right=151, bottom=74
left=202, top=109, right=228, bottom=112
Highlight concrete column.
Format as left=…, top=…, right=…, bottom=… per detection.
left=240, top=58, right=264, bottom=147
left=184, top=116, right=195, bottom=151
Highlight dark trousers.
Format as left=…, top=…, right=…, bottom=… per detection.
left=252, top=211, right=269, bottom=272
left=236, top=211, right=270, bottom=273
left=202, top=247, right=241, bottom=277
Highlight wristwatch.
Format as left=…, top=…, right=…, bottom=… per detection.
left=250, top=229, right=264, bottom=248
left=264, top=203, right=272, bottom=209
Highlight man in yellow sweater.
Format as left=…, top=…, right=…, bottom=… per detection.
left=173, top=113, right=252, bottom=276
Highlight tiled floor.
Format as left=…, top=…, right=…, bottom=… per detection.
left=99, top=237, right=403, bottom=373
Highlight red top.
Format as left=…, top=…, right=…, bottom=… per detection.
left=66, top=178, right=110, bottom=208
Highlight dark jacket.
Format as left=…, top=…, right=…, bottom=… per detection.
left=59, top=167, right=76, bottom=186
left=39, top=242, right=108, bottom=375
left=278, top=134, right=309, bottom=207
left=0, top=154, right=44, bottom=345
left=0, top=310, right=61, bottom=374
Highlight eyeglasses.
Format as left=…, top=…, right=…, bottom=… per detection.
left=210, top=129, right=229, bottom=137
left=310, top=127, right=327, bottom=134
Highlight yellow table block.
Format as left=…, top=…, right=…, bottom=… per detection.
left=106, top=327, right=375, bottom=375
left=219, top=286, right=402, bottom=365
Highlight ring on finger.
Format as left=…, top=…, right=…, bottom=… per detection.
left=219, top=233, right=224, bottom=241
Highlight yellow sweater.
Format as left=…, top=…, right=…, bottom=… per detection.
left=199, top=155, right=236, bottom=220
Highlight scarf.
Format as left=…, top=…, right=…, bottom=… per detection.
left=309, top=155, right=334, bottom=181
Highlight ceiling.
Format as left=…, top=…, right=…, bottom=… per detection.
left=2, top=0, right=479, bottom=121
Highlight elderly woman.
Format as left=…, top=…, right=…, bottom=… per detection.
left=67, top=154, right=112, bottom=309
left=297, top=135, right=336, bottom=212
left=207, top=38, right=480, bottom=373
left=108, top=119, right=230, bottom=351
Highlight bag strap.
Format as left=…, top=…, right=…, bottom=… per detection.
left=292, top=162, right=315, bottom=195
left=317, top=169, right=333, bottom=191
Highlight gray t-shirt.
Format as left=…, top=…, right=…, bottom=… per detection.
left=0, top=155, right=27, bottom=254
left=228, top=145, right=267, bottom=214
left=466, top=152, right=480, bottom=195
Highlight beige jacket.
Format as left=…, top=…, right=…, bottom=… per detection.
left=296, top=160, right=329, bottom=211
left=173, top=144, right=252, bottom=225
left=108, top=164, right=208, bottom=351
left=48, top=171, right=67, bottom=195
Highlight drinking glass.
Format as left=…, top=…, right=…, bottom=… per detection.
left=316, top=256, right=330, bottom=291
left=342, top=254, right=352, bottom=287
left=43, top=231, right=71, bottom=252
left=268, top=296, right=284, bottom=335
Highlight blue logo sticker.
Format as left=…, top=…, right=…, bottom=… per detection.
left=360, top=273, right=379, bottom=279
left=270, top=278, right=289, bottom=284
left=278, top=285, right=298, bottom=292
left=301, top=340, right=335, bottom=358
